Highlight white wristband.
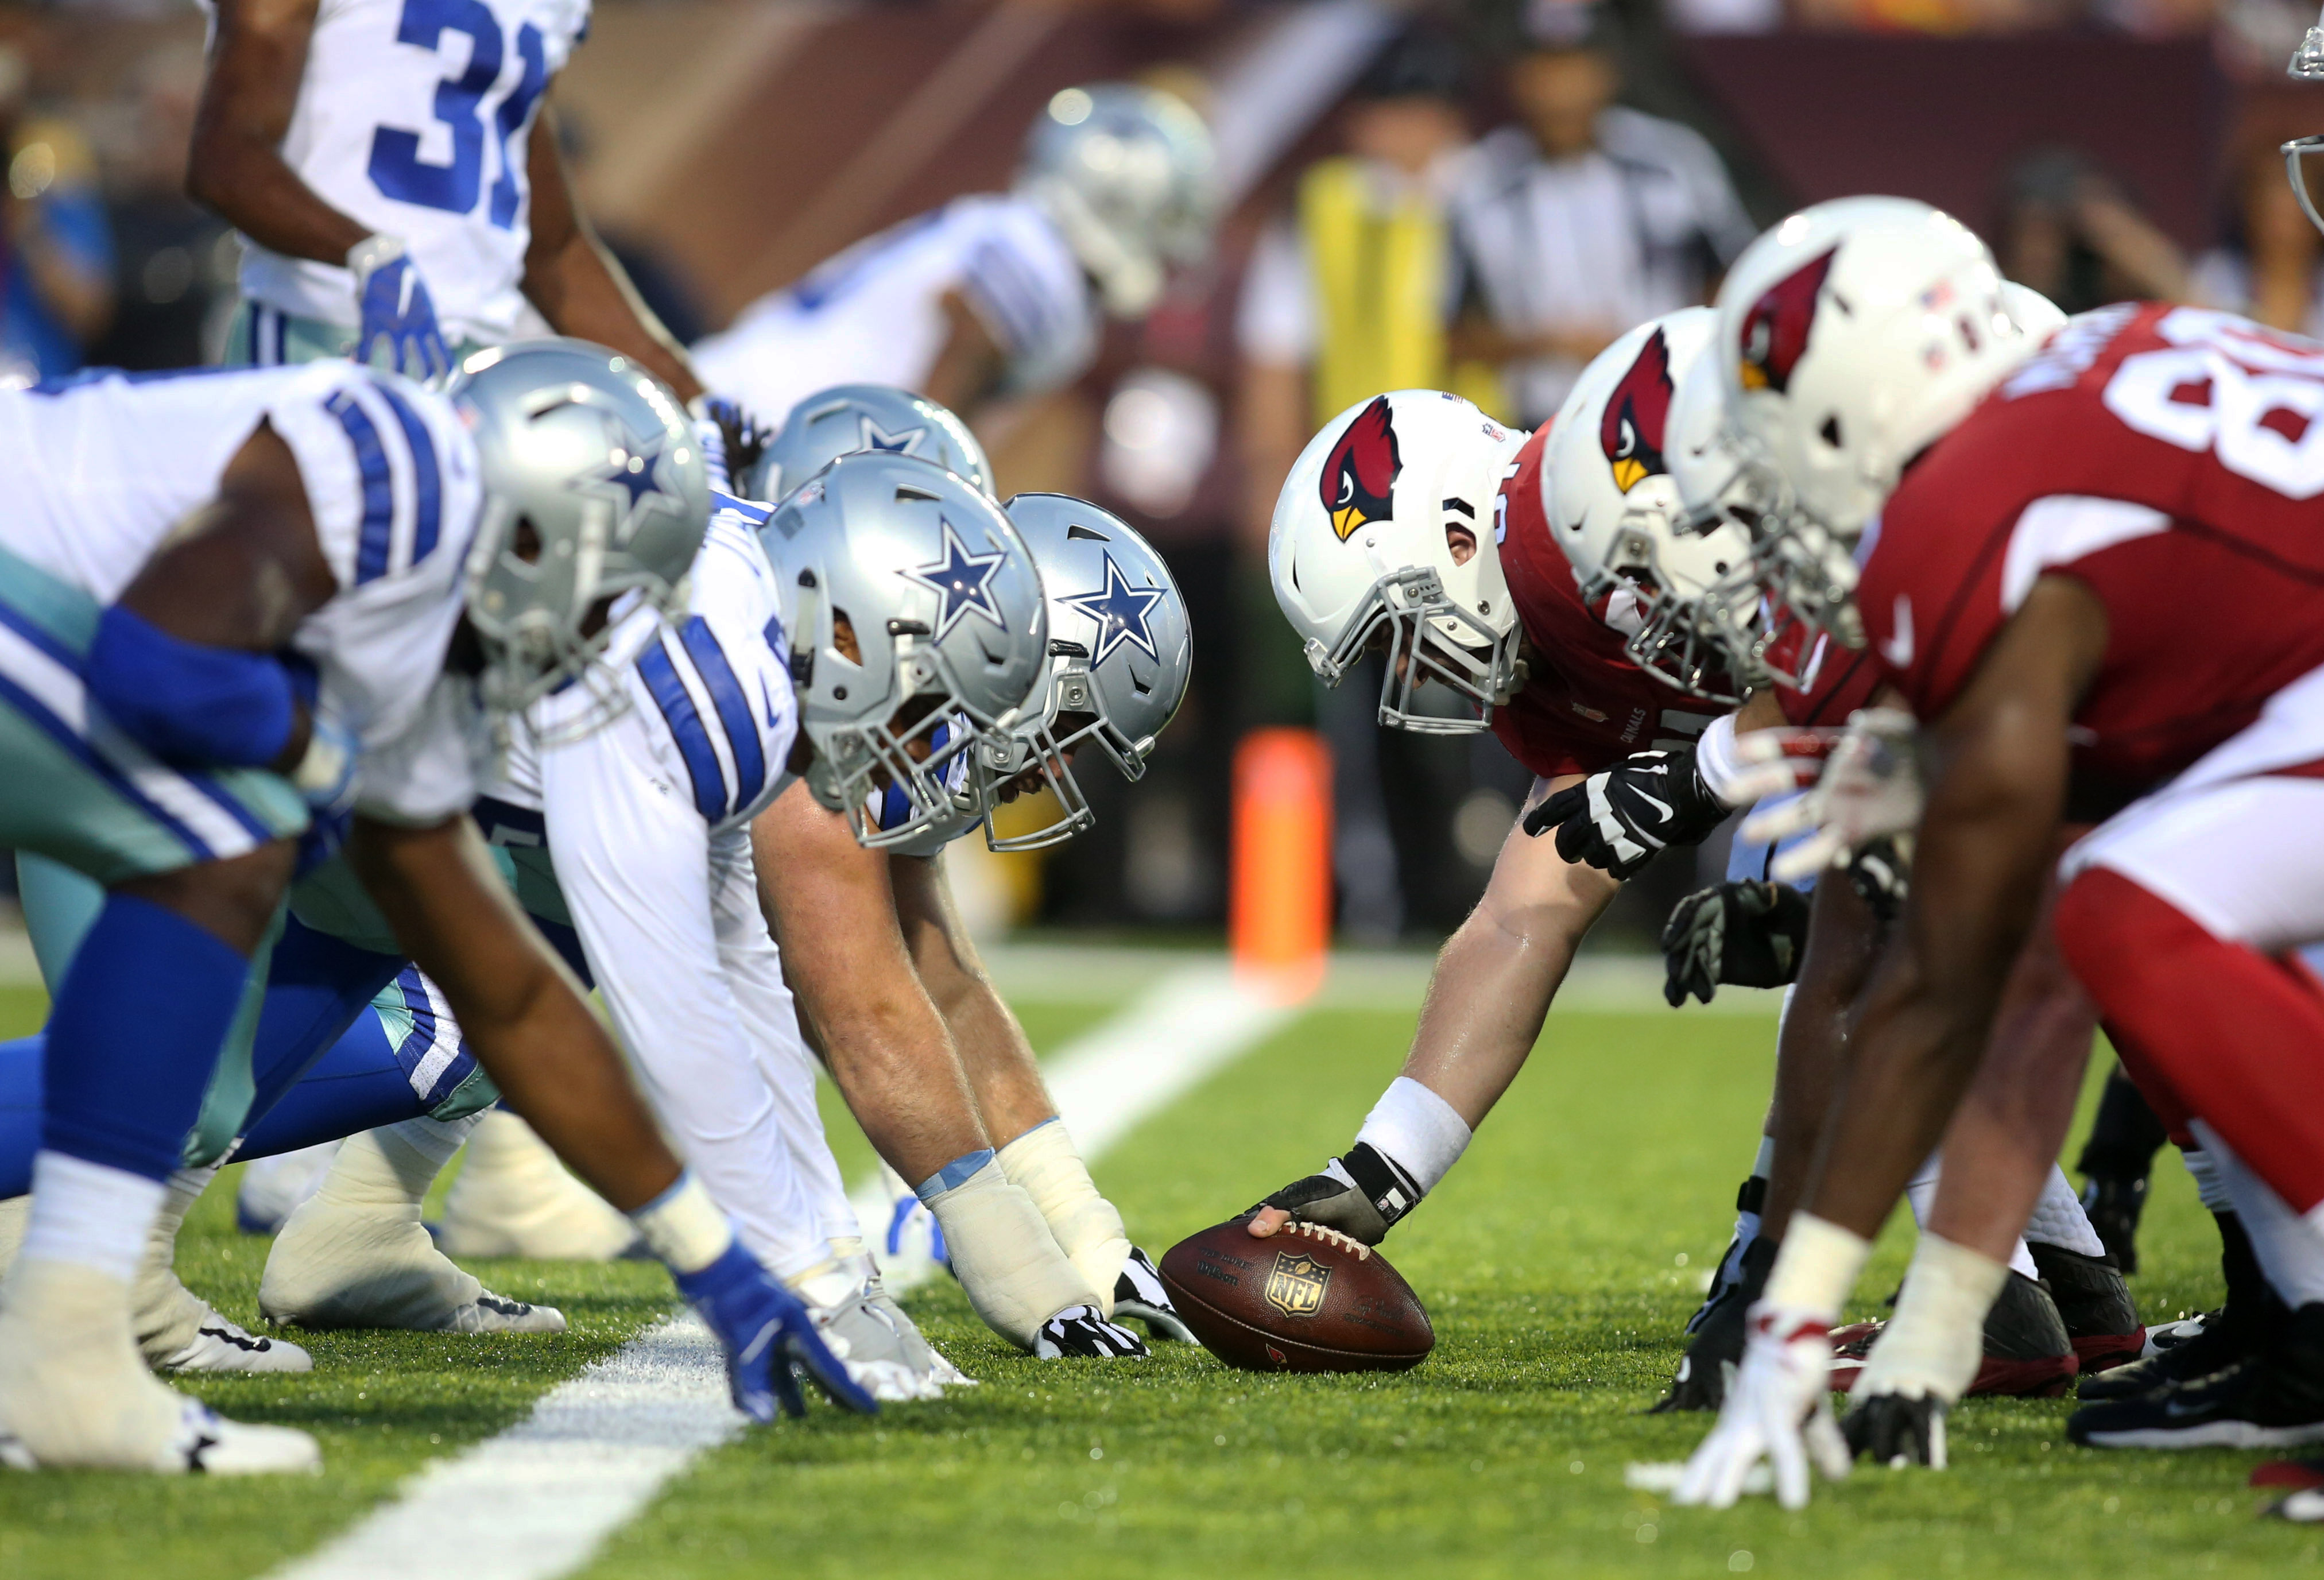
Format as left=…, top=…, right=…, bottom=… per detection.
left=628, top=1172, right=733, bottom=1276
left=1763, top=1211, right=1873, bottom=1322
left=1694, top=712, right=1751, bottom=808
left=1354, top=1078, right=1473, bottom=1196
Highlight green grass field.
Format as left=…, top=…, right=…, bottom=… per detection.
left=1, top=981, right=2314, bottom=1579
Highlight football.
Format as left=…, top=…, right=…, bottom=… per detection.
left=1157, top=1217, right=1434, bottom=1373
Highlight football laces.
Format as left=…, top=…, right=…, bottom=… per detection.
left=1285, top=1219, right=1370, bottom=1260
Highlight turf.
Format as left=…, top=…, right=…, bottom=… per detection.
left=1, top=989, right=2313, bottom=1579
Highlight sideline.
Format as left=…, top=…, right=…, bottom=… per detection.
left=262, top=962, right=1293, bottom=1580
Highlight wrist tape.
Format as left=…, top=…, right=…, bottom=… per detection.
left=921, top=1155, right=1099, bottom=1349
left=1763, top=1211, right=1873, bottom=1323
left=997, top=1119, right=1130, bottom=1317
left=1353, top=1077, right=1471, bottom=1197
left=1853, top=1233, right=2007, bottom=1405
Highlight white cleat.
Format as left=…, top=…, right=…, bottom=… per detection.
left=152, top=1310, right=315, bottom=1374
left=437, top=1112, right=640, bottom=1262
left=793, top=1259, right=957, bottom=1400
left=0, top=1258, right=320, bottom=1476
left=261, top=1152, right=565, bottom=1335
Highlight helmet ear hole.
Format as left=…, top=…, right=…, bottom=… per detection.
left=1818, top=415, right=1842, bottom=450
left=512, top=516, right=543, bottom=565
left=831, top=609, right=861, bottom=665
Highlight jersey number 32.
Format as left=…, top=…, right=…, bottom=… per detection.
left=369, top=0, right=548, bottom=229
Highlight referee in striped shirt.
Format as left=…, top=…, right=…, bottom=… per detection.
left=1447, top=1, right=1755, bottom=427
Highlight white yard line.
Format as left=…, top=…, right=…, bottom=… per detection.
left=265, top=961, right=1291, bottom=1580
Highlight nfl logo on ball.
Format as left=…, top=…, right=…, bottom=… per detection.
left=1264, top=1252, right=1331, bottom=1318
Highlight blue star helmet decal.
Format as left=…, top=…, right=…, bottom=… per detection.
left=860, top=415, right=928, bottom=456
left=574, top=415, right=676, bottom=545
left=1062, top=552, right=1165, bottom=665
left=904, top=517, right=1010, bottom=638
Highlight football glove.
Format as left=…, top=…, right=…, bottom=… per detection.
left=1673, top=1302, right=1851, bottom=1510
left=1523, top=748, right=1729, bottom=880
left=673, top=1241, right=878, bottom=1422
left=1655, top=1234, right=1775, bottom=1413
left=1254, top=1143, right=1425, bottom=1246
left=1659, top=881, right=1811, bottom=1007
left=1842, top=1391, right=1948, bottom=1468
left=1742, top=708, right=1923, bottom=885
left=1113, top=1247, right=1198, bottom=1343
left=347, top=234, right=450, bottom=385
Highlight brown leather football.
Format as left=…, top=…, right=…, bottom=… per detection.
left=1157, top=1217, right=1433, bottom=1373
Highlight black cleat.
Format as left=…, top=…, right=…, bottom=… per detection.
left=1652, top=1236, right=1773, bottom=1412
left=2078, top=1175, right=2149, bottom=1276
left=2029, top=1242, right=2145, bottom=1374
left=1684, top=1177, right=1766, bottom=1336
left=2069, top=1304, right=2324, bottom=1450
left=2078, top=1288, right=2284, bottom=1401
left=1843, top=1391, right=1948, bottom=1467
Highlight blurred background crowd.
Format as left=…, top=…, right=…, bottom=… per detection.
left=3, top=0, right=2319, bottom=948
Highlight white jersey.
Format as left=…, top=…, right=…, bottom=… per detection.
left=0, top=363, right=486, bottom=824
left=691, top=195, right=1097, bottom=426
left=215, top=0, right=591, bottom=343
left=474, top=494, right=845, bottom=1276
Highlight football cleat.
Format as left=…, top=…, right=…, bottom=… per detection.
left=1032, top=1303, right=1149, bottom=1359
left=1833, top=1272, right=2077, bottom=1397
left=1842, top=1391, right=1948, bottom=1469
left=1653, top=1236, right=1773, bottom=1412
left=1113, top=1247, right=1197, bottom=1343
left=261, top=1176, right=566, bottom=1334
left=135, top=1245, right=313, bottom=1373
left=2078, top=1289, right=2283, bottom=1401
left=863, top=1272, right=976, bottom=1389
left=152, top=1312, right=314, bottom=1375
left=2069, top=1305, right=2324, bottom=1450
left=2029, top=1242, right=2146, bottom=1374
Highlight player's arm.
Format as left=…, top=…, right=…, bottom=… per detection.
left=920, top=289, right=1009, bottom=416
left=1795, top=575, right=2107, bottom=1246
left=343, top=812, right=683, bottom=1211
left=519, top=104, right=702, bottom=403
left=1250, top=774, right=1621, bottom=1242
left=185, top=0, right=369, bottom=264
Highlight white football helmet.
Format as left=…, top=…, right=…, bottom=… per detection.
left=1269, top=391, right=1527, bottom=734
left=1712, top=196, right=2036, bottom=642
left=1544, top=308, right=1768, bottom=704
left=2288, top=14, right=2324, bottom=236
left=1017, top=83, right=1218, bottom=319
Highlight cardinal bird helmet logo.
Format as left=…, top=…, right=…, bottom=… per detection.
left=1319, top=395, right=1401, bottom=541
left=1601, top=328, right=1675, bottom=493
left=1738, top=246, right=1837, bottom=395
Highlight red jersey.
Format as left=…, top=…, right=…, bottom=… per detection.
left=1767, top=624, right=1887, bottom=728
left=1490, top=428, right=1727, bottom=779
left=1858, top=303, right=2324, bottom=813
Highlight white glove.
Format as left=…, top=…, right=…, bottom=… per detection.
left=1740, top=708, right=1923, bottom=884
left=1673, top=1302, right=1852, bottom=1510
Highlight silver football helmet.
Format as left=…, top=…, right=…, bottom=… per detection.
left=1017, top=83, right=1218, bottom=318
left=744, top=385, right=994, bottom=504
left=760, top=452, right=1047, bottom=848
left=449, top=339, right=708, bottom=734
left=975, top=494, right=1190, bottom=851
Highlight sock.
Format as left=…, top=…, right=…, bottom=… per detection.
left=371, top=1115, right=479, bottom=1196
left=2023, top=1164, right=2108, bottom=1258
left=630, top=1173, right=733, bottom=1276
left=2075, top=1064, right=2170, bottom=1180
left=2184, top=1147, right=2234, bottom=1213
left=19, top=1150, right=166, bottom=1281
left=0, top=1033, right=39, bottom=1198
left=2057, top=869, right=2324, bottom=1214
left=2193, top=1121, right=2324, bottom=1308
left=43, top=893, right=251, bottom=1180
left=1905, top=1152, right=2038, bottom=1280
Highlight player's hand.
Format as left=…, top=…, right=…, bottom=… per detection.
left=1659, top=880, right=1812, bottom=1006
left=1842, top=1392, right=1949, bottom=1468
left=1522, top=748, right=1729, bottom=879
left=1031, top=1304, right=1149, bottom=1358
left=1673, top=1303, right=1850, bottom=1510
left=1245, top=1143, right=1423, bottom=1246
left=347, top=234, right=451, bottom=385
left=1113, top=1247, right=1198, bottom=1343
left=1741, top=708, right=1922, bottom=884
left=676, top=1241, right=879, bottom=1421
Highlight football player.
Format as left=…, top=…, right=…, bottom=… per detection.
left=692, top=84, right=1214, bottom=428
left=189, top=0, right=698, bottom=395
left=0, top=344, right=871, bottom=1474
left=1675, top=199, right=2324, bottom=1508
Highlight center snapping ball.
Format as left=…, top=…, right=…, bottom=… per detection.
left=1158, top=1217, right=1433, bottom=1373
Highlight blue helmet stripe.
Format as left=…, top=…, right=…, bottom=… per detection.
left=637, top=638, right=727, bottom=821
left=677, top=617, right=764, bottom=815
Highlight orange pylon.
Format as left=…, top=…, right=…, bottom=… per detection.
left=1229, top=727, right=1332, bottom=1002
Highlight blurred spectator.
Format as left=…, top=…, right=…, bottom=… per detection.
left=1446, top=1, right=1752, bottom=427
left=86, top=44, right=231, bottom=371
left=0, top=45, right=114, bottom=384
left=1997, top=146, right=2193, bottom=315
left=2194, top=129, right=2324, bottom=335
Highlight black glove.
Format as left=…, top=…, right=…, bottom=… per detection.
left=1522, top=748, right=1730, bottom=879
left=1113, top=1247, right=1198, bottom=1343
left=1659, top=880, right=1812, bottom=1007
left=1846, top=834, right=1912, bottom=923
left=1250, top=1142, right=1423, bottom=1247
left=1651, top=1234, right=1776, bottom=1413
left=1842, top=1392, right=1948, bottom=1467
